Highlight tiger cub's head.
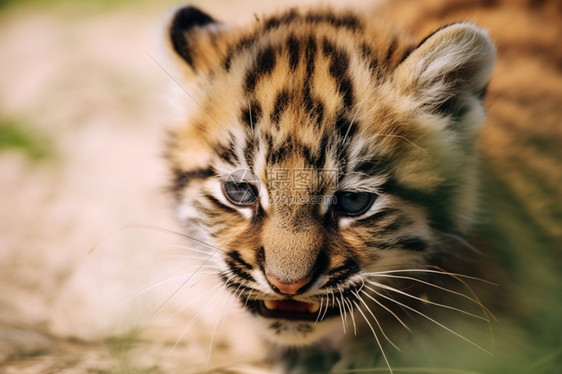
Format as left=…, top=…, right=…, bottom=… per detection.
left=164, top=6, right=495, bottom=346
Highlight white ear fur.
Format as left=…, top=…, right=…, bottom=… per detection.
left=394, top=23, right=496, bottom=108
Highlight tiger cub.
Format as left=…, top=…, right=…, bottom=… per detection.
left=162, top=2, right=559, bottom=373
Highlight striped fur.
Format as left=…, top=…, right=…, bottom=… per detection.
left=164, top=4, right=501, bottom=372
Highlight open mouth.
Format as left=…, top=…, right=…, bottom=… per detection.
left=246, top=299, right=339, bottom=321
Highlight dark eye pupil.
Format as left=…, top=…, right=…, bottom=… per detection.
left=223, top=181, right=258, bottom=205
left=335, top=192, right=376, bottom=216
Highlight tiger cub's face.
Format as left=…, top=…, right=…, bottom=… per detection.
left=165, top=6, right=495, bottom=346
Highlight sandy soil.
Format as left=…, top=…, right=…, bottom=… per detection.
left=0, top=1, right=293, bottom=372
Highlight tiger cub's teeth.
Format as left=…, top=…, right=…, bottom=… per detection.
left=264, top=300, right=279, bottom=310
left=308, top=302, right=320, bottom=314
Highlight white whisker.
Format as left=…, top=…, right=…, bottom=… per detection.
left=366, top=273, right=484, bottom=307
left=320, top=294, right=331, bottom=322
left=315, top=297, right=325, bottom=324
left=353, top=300, right=394, bottom=374
left=353, top=290, right=400, bottom=351
left=364, top=269, right=497, bottom=285
left=147, top=52, right=231, bottom=138
left=359, top=289, right=411, bottom=333
left=334, top=296, right=347, bottom=334
left=365, top=285, right=492, bottom=355
left=339, top=292, right=349, bottom=327
left=167, top=284, right=225, bottom=358
left=343, top=295, right=358, bottom=335
left=243, top=289, right=254, bottom=309
left=112, top=267, right=217, bottom=312
left=161, top=245, right=220, bottom=257
left=159, top=281, right=224, bottom=326
left=160, top=254, right=222, bottom=264
left=207, top=290, right=232, bottom=369
left=367, top=280, right=489, bottom=322
left=125, top=223, right=226, bottom=254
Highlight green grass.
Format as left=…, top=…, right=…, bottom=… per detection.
left=0, top=120, right=54, bottom=160
left=103, top=331, right=162, bottom=374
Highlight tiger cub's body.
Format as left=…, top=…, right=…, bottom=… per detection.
left=163, top=1, right=561, bottom=373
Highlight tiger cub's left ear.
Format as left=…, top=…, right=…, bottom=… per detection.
left=166, top=5, right=228, bottom=75
left=394, top=23, right=496, bottom=120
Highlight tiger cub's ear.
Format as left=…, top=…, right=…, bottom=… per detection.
left=166, top=6, right=228, bottom=75
left=394, top=23, right=496, bottom=125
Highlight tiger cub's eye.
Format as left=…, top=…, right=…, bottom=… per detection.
left=223, top=181, right=259, bottom=206
left=334, top=192, right=377, bottom=216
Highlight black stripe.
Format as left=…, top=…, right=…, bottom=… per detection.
left=220, top=273, right=254, bottom=291
left=245, top=46, right=277, bottom=92
left=318, top=135, right=330, bottom=169
left=302, top=88, right=325, bottom=127
left=268, top=137, right=293, bottom=164
left=302, top=35, right=324, bottom=125
left=322, top=257, right=360, bottom=289
left=385, top=36, right=397, bottom=62
left=240, top=100, right=262, bottom=128
left=396, top=238, right=428, bottom=252
left=321, top=38, right=354, bottom=109
left=264, top=8, right=298, bottom=31
left=245, top=69, right=258, bottom=92
left=216, top=141, right=239, bottom=165
left=313, top=100, right=325, bottom=127
left=226, top=261, right=255, bottom=282
left=300, top=136, right=328, bottom=170
left=263, top=132, right=274, bottom=156
left=303, top=85, right=314, bottom=113
left=304, top=11, right=362, bottom=30
left=305, top=35, right=317, bottom=76
left=323, top=39, right=349, bottom=78
left=327, top=257, right=359, bottom=276
left=360, top=42, right=380, bottom=75
left=287, top=35, right=300, bottom=70
left=398, top=45, right=415, bottom=64
left=383, top=219, right=407, bottom=232
left=335, top=115, right=356, bottom=141
left=301, top=145, right=316, bottom=168
left=244, top=135, right=257, bottom=170
left=256, top=46, right=277, bottom=76
left=271, top=90, right=290, bottom=125
left=339, top=77, right=354, bottom=108
left=361, top=208, right=398, bottom=224
left=202, top=193, right=238, bottom=214
left=228, top=250, right=254, bottom=270
left=382, top=178, right=454, bottom=230
left=256, top=246, right=266, bottom=269
left=172, top=167, right=214, bottom=197
left=263, top=9, right=361, bottom=32
left=224, top=33, right=258, bottom=71
left=353, top=156, right=392, bottom=176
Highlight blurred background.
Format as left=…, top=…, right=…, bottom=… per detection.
left=0, top=0, right=560, bottom=373
left=0, top=0, right=285, bottom=372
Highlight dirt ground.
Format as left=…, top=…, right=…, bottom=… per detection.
left=0, top=1, right=295, bottom=372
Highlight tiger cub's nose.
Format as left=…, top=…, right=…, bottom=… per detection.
left=266, top=273, right=312, bottom=295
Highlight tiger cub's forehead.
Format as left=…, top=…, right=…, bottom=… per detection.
left=203, top=9, right=416, bottom=172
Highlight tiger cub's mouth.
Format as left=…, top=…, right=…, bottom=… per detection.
left=248, top=299, right=339, bottom=321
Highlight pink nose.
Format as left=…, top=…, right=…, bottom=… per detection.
left=266, top=274, right=312, bottom=295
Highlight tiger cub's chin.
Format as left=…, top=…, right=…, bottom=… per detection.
left=252, top=315, right=342, bottom=347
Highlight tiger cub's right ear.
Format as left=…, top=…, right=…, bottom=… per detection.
left=166, top=5, right=228, bottom=75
